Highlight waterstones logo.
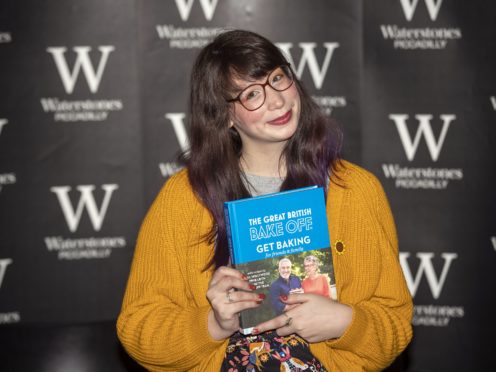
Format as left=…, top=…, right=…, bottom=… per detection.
left=400, top=251, right=464, bottom=327
left=383, top=114, right=463, bottom=189
left=310, top=96, right=346, bottom=116
left=40, top=98, right=123, bottom=122
left=380, top=0, right=461, bottom=50
left=159, top=113, right=189, bottom=178
left=412, top=304, right=464, bottom=327
left=0, top=119, right=18, bottom=195
left=42, top=46, right=123, bottom=122
left=0, top=32, right=12, bottom=43
left=155, top=25, right=222, bottom=49
left=156, top=0, right=222, bottom=49
left=0, top=258, right=20, bottom=325
left=276, top=42, right=345, bottom=115
left=47, top=184, right=126, bottom=260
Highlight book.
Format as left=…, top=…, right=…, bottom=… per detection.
left=224, top=185, right=337, bottom=335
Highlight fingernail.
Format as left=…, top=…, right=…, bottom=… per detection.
left=249, top=284, right=257, bottom=290
left=252, top=328, right=260, bottom=335
left=279, top=295, right=288, bottom=301
left=241, top=274, right=248, bottom=280
left=258, top=293, right=266, bottom=300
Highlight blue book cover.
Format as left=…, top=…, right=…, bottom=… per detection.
left=224, top=186, right=337, bottom=334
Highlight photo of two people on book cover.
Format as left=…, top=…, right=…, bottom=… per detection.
left=269, top=254, right=337, bottom=316
left=239, top=248, right=336, bottom=331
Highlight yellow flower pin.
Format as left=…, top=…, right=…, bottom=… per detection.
left=335, top=240, right=346, bottom=255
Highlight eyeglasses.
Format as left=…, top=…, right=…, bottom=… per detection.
left=226, top=64, right=294, bottom=111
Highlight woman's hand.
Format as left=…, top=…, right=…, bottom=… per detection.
left=252, top=293, right=352, bottom=343
left=206, top=266, right=264, bottom=340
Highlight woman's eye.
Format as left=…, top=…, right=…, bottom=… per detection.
left=271, top=74, right=283, bottom=84
left=244, top=89, right=261, bottom=101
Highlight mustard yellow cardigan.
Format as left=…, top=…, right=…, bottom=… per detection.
left=117, top=161, right=413, bottom=371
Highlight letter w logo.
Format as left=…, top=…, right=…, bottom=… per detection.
left=276, top=42, right=339, bottom=90
left=399, top=252, right=457, bottom=299
left=47, top=46, right=115, bottom=94
left=51, top=184, right=118, bottom=232
left=0, top=258, right=13, bottom=289
left=174, top=0, right=219, bottom=21
left=399, top=0, right=443, bottom=21
left=0, top=119, right=7, bottom=136
left=390, top=114, right=454, bottom=162
left=165, top=113, right=190, bottom=152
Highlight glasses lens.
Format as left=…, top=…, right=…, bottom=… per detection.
left=269, top=65, right=293, bottom=92
left=239, top=85, right=265, bottom=111
left=237, top=65, right=294, bottom=111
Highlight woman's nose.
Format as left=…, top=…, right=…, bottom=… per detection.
left=265, top=86, right=285, bottom=110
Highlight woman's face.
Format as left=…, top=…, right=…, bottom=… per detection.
left=304, top=261, right=317, bottom=276
left=229, top=67, right=301, bottom=153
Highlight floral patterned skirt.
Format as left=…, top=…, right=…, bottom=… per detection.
left=221, top=331, right=328, bottom=371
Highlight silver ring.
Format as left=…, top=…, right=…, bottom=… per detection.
left=226, top=291, right=234, bottom=303
left=283, top=312, right=293, bottom=327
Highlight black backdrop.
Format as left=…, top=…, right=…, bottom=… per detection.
left=1, top=1, right=495, bottom=371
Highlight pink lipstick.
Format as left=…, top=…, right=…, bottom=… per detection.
left=268, top=110, right=292, bottom=125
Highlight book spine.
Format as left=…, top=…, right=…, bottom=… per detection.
left=223, top=203, right=236, bottom=266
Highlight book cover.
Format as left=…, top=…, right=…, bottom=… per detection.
left=224, top=186, right=337, bottom=335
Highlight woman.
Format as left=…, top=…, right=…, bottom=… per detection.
left=301, top=255, right=333, bottom=298
left=117, top=30, right=413, bottom=371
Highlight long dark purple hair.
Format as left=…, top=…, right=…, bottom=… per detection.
left=181, top=30, right=342, bottom=269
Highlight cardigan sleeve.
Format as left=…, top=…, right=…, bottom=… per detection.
left=311, top=165, right=413, bottom=371
left=116, top=172, right=227, bottom=371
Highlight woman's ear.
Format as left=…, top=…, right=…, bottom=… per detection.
left=229, top=120, right=234, bottom=128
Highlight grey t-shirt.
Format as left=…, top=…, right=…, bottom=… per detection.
left=243, top=173, right=283, bottom=196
